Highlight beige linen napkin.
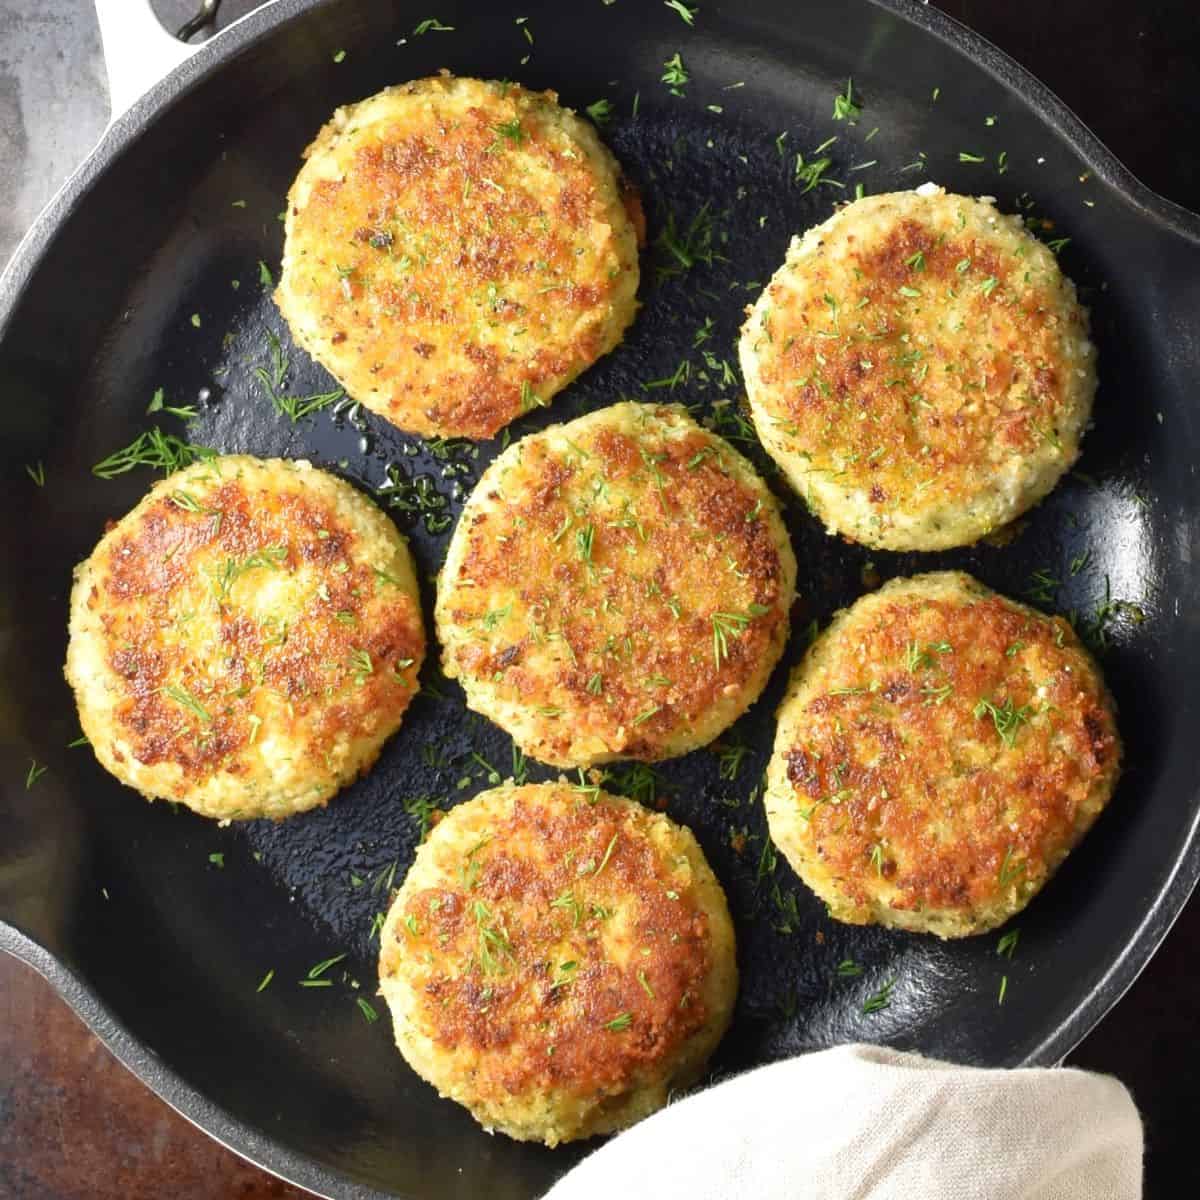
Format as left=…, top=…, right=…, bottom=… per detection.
left=545, top=1044, right=1142, bottom=1200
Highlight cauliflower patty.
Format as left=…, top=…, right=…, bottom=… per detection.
left=436, top=402, right=797, bottom=767
left=276, top=75, right=642, bottom=440
left=65, top=455, right=425, bottom=821
left=378, top=781, right=737, bottom=1145
left=740, top=187, right=1096, bottom=550
left=764, top=572, right=1120, bottom=937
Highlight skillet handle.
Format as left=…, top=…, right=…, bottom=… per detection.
left=94, top=0, right=199, bottom=121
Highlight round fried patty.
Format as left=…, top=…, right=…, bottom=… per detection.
left=65, top=455, right=425, bottom=821
left=764, top=572, right=1121, bottom=937
left=378, top=781, right=737, bottom=1145
left=276, top=74, right=642, bottom=440
left=740, top=187, right=1096, bottom=550
left=436, top=402, right=797, bottom=767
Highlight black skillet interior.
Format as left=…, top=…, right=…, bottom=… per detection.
left=1, top=1, right=1199, bottom=1198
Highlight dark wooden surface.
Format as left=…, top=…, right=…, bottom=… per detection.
left=2, top=1, right=1199, bottom=1196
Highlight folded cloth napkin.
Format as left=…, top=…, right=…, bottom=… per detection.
left=545, top=1044, right=1142, bottom=1200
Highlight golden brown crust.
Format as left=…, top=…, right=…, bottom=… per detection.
left=740, top=189, right=1095, bottom=550
left=66, top=457, right=425, bottom=820
left=399, top=801, right=708, bottom=1097
left=379, top=782, right=737, bottom=1144
left=765, top=572, right=1121, bottom=936
left=276, top=76, right=640, bottom=439
left=436, top=403, right=797, bottom=766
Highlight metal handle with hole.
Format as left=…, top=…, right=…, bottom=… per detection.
left=94, top=0, right=198, bottom=120
left=94, top=0, right=257, bottom=121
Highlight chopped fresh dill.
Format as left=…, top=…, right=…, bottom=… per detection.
left=511, top=743, right=528, bottom=785
left=492, top=118, right=525, bottom=145
left=402, top=793, right=444, bottom=839
left=973, top=696, right=1032, bottom=748
left=372, top=860, right=399, bottom=895
left=1026, top=568, right=1061, bottom=605
left=663, top=0, right=697, bottom=24
left=661, top=52, right=689, bottom=96
left=92, top=428, right=214, bottom=478
left=474, top=900, right=513, bottom=975
left=550, top=890, right=583, bottom=927
left=593, top=833, right=619, bottom=876
left=348, top=648, right=374, bottom=685
left=606, top=763, right=662, bottom=807
left=714, top=736, right=750, bottom=781
left=794, top=148, right=841, bottom=194
left=832, top=78, right=861, bottom=122
left=254, top=331, right=343, bottom=421
left=586, top=98, right=613, bottom=126
left=711, top=606, right=769, bottom=668
left=307, top=953, right=347, bottom=980
left=576, top=522, right=596, bottom=566
left=162, top=684, right=212, bottom=724
left=654, top=201, right=721, bottom=281
left=146, top=387, right=198, bottom=419
left=862, top=978, right=896, bottom=1014
left=644, top=358, right=691, bottom=390
left=997, top=847, right=1026, bottom=887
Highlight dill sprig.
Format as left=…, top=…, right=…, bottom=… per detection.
left=402, top=793, right=444, bottom=839
left=832, top=78, right=861, bottom=122
left=973, top=696, right=1032, bottom=748
left=661, top=52, right=689, bottom=96
left=254, top=332, right=344, bottom=422
left=162, top=684, right=212, bottom=724
left=862, top=977, right=896, bottom=1015
left=664, top=0, right=697, bottom=24
left=654, top=202, right=721, bottom=281
left=474, top=900, right=513, bottom=975
left=93, top=428, right=215, bottom=479
left=586, top=98, right=613, bottom=126
left=711, top=605, right=770, bottom=668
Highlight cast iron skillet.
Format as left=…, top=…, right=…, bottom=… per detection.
left=1, top=1, right=1198, bottom=1197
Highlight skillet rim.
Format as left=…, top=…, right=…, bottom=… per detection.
left=1, top=1, right=1198, bottom=1196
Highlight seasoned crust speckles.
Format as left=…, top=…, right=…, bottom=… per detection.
left=276, top=75, right=641, bottom=440
left=436, top=402, right=797, bottom=767
left=378, top=782, right=737, bottom=1145
left=764, top=572, right=1121, bottom=938
left=740, top=188, right=1096, bottom=550
left=65, top=456, right=425, bottom=821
